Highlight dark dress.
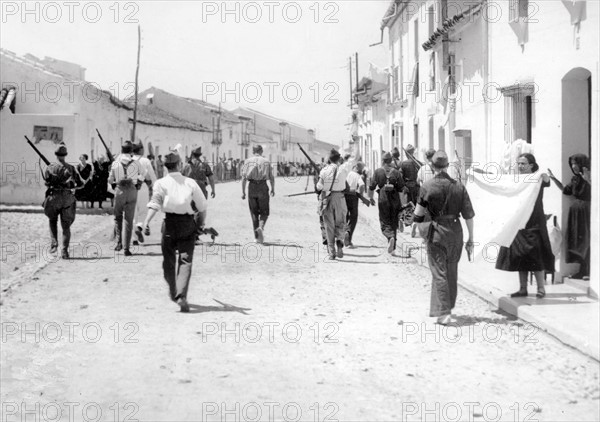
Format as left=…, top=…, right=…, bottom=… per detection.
left=563, top=154, right=591, bottom=266
left=75, top=163, right=93, bottom=202
left=91, top=160, right=111, bottom=205
left=370, top=166, right=405, bottom=241
left=496, top=181, right=555, bottom=272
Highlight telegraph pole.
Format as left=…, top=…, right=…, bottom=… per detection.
left=131, top=25, right=141, bottom=143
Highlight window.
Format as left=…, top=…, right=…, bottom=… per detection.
left=392, top=124, right=399, bottom=148
left=392, top=66, right=400, bottom=101
left=413, top=124, right=419, bottom=150
left=509, top=0, right=529, bottom=22
left=429, top=52, right=436, bottom=91
left=414, top=19, right=419, bottom=62
left=502, top=84, right=534, bottom=143
left=428, top=117, right=434, bottom=149
left=428, top=6, right=435, bottom=37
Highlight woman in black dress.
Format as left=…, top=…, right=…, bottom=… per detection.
left=75, top=154, right=93, bottom=208
left=548, top=154, right=591, bottom=279
left=496, top=153, right=554, bottom=299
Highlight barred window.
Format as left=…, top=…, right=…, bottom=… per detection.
left=502, top=84, right=535, bottom=143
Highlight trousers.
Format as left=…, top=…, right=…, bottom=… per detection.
left=162, top=214, right=196, bottom=301
left=114, top=185, right=138, bottom=248
left=248, top=181, right=270, bottom=236
left=323, top=192, right=347, bottom=255
left=43, top=191, right=76, bottom=251
left=426, top=220, right=463, bottom=317
left=345, top=194, right=359, bottom=243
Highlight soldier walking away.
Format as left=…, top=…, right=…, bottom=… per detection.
left=413, top=151, right=475, bottom=325
left=43, top=143, right=83, bottom=259
left=182, top=147, right=216, bottom=200
left=368, top=152, right=405, bottom=254
left=132, top=141, right=157, bottom=246
left=241, top=145, right=275, bottom=244
left=400, top=144, right=421, bottom=205
left=108, top=141, right=143, bottom=256
left=317, top=149, right=349, bottom=260
left=143, top=152, right=207, bottom=313
left=182, top=147, right=216, bottom=245
left=344, top=161, right=366, bottom=248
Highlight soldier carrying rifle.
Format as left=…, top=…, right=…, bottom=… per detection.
left=42, top=143, right=84, bottom=259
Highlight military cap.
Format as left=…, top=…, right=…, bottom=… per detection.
left=253, top=144, right=263, bottom=154
left=192, top=146, right=203, bottom=157
left=382, top=151, right=393, bottom=161
left=405, top=144, right=415, bottom=153
left=121, top=141, right=134, bottom=154
left=55, top=143, right=68, bottom=156
left=329, top=149, right=341, bottom=161
left=132, top=140, right=144, bottom=154
left=431, top=150, right=449, bottom=169
left=164, top=152, right=181, bottom=165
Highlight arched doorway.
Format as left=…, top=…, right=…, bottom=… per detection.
left=561, top=67, right=592, bottom=277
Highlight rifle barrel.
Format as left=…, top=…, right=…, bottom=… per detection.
left=24, top=136, right=51, bottom=166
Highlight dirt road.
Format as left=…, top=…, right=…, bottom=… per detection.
left=1, top=177, right=599, bottom=421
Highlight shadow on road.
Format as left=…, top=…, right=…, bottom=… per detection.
left=187, top=299, right=252, bottom=315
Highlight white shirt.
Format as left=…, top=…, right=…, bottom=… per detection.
left=417, top=164, right=435, bottom=185
left=108, top=154, right=143, bottom=185
left=148, top=172, right=207, bottom=214
left=133, top=155, right=157, bottom=183
left=346, top=170, right=365, bottom=192
left=317, top=163, right=349, bottom=192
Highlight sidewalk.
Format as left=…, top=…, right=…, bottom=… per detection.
left=357, top=202, right=600, bottom=361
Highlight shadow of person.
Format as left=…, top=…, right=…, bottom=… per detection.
left=186, top=299, right=252, bottom=315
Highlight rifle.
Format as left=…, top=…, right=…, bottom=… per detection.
left=25, top=136, right=50, bottom=166
left=402, top=147, right=423, bottom=168
left=286, top=191, right=316, bottom=198
left=296, top=143, right=370, bottom=207
left=96, top=129, right=115, bottom=163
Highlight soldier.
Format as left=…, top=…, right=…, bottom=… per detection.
left=317, top=149, right=349, bottom=260
left=143, top=152, right=207, bottom=313
left=400, top=144, right=421, bottom=205
left=368, top=152, right=405, bottom=254
left=413, top=151, right=475, bottom=325
left=108, top=141, right=142, bottom=256
left=182, top=147, right=215, bottom=199
left=43, top=143, right=83, bottom=259
left=344, top=161, right=366, bottom=248
left=132, top=141, right=157, bottom=245
left=391, top=147, right=402, bottom=170
left=241, top=145, right=275, bottom=244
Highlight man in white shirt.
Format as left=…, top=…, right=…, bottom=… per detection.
left=344, top=161, right=366, bottom=248
left=317, top=149, right=349, bottom=260
left=108, top=141, right=143, bottom=256
left=132, top=141, right=157, bottom=245
left=144, top=152, right=207, bottom=313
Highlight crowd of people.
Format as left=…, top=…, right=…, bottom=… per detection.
left=39, top=139, right=591, bottom=321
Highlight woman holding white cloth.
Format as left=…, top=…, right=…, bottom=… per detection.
left=495, top=153, right=554, bottom=299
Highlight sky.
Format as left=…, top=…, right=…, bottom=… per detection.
left=1, top=0, right=391, bottom=144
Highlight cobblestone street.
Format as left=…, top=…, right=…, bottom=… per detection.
left=1, top=177, right=599, bottom=421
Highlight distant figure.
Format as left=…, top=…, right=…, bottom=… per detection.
left=241, top=145, right=275, bottom=244
left=75, top=154, right=94, bottom=208
left=548, top=154, right=591, bottom=279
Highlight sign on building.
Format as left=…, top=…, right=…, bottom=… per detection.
left=33, top=126, right=64, bottom=144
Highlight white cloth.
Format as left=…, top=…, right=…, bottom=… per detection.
left=346, top=171, right=365, bottom=192
left=317, top=163, right=349, bottom=193
left=466, top=170, right=544, bottom=256
left=133, top=155, right=158, bottom=224
left=148, top=172, right=207, bottom=215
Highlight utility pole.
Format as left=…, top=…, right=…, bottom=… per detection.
left=131, top=25, right=141, bottom=143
